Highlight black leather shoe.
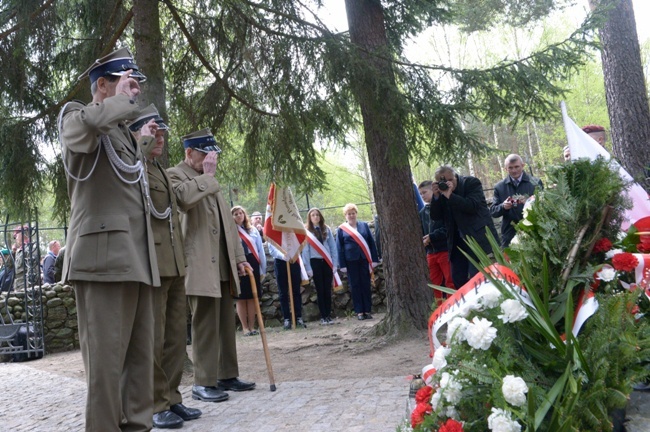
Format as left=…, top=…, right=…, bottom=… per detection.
left=170, top=403, right=202, bottom=421
left=217, top=377, right=256, bottom=392
left=364, top=313, right=373, bottom=320
left=152, top=410, right=184, bottom=429
left=192, top=385, right=229, bottom=402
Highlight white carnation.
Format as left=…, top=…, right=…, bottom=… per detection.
left=465, top=317, right=498, bottom=350
left=447, top=317, right=469, bottom=344
left=459, top=300, right=483, bottom=317
left=488, top=408, right=521, bottom=432
left=480, top=285, right=503, bottom=309
left=439, top=371, right=463, bottom=404
left=502, top=375, right=528, bottom=407
left=432, top=346, right=451, bottom=370
left=605, top=248, right=623, bottom=259
left=430, top=389, right=442, bottom=412
left=445, top=405, right=459, bottom=419
left=498, top=299, right=529, bottom=324
left=596, top=265, right=616, bottom=282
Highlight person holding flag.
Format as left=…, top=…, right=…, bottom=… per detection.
left=337, top=203, right=380, bottom=321
left=263, top=183, right=309, bottom=330
left=301, top=208, right=340, bottom=325
left=231, top=206, right=266, bottom=336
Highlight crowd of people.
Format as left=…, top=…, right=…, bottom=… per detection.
left=51, top=45, right=614, bottom=431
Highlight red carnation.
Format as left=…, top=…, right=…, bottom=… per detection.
left=637, top=242, right=650, bottom=253
left=593, top=238, right=613, bottom=253
left=415, top=385, right=434, bottom=404
left=612, top=252, right=639, bottom=272
left=411, top=402, right=433, bottom=428
left=439, top=418, right=464, bottom=432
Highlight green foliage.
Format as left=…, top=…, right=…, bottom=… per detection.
left=508, top=158, right=627, bottom=298
left=574, top=290, right=650, bottom=431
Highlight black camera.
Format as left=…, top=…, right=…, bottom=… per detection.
left=437, top=177, right=449, bottom=191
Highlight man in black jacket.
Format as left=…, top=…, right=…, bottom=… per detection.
left=490, top=154, right=543, bottom=248
left=430, top=166, right=498, bottom=288
left=419, top=181, right=454, bottom=305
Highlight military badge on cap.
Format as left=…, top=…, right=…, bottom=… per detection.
left=78, top=47, right=147, bottom=83
left=128, top=104, right=169, bottom=132
left=182, top=128, right=222, bottom=154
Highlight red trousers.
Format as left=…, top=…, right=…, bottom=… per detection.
left=427, top=251, right=454, bottom=304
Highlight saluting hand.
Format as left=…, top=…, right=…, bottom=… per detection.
left=140, top=119, right=158, bottom=138
left=115, top=70, right=141, bottom=100
left=202, top=151, right=218, bottom=176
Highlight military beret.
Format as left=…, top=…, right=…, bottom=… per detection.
left=128, top=104, right=169, bottom=132
left=78, top=47, right=147, bottom=84
left=181, top=128, right=222, bottom=154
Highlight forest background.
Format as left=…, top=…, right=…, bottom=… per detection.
left=9, top=1, right=648, bottom=230
left=2, top=0, right=649, bottom=337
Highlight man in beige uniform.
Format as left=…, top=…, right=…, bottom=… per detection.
left=130, top=105, right=202, bottom=429
left=58, top=47, right=160, bottom=432
left=167, top=128, right=255, bottom=403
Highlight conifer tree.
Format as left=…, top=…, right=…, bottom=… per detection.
left=0, top=0, right=607, bottom=335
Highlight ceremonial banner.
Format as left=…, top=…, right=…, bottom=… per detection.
left=562, top=101, right=650, bottom=231
left=263, top=183, right=306, bottom=263
left=237, top=226, right=260, bottom=264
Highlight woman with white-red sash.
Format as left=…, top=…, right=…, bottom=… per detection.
left=231, top=206, right=266, bottom=336
left=336, top=203, right=380, bottom=321
left=301, top=208, right=339, bottom=325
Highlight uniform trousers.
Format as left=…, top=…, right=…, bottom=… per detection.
left=310, top=258, right=333, bottom=319
left=188, top=281, right=239, bottom=386
left=347, top=258, right=372, bottom=314
left=153, top=276, right=187, bottom=413
left=75, top=281, right=155, bottom=432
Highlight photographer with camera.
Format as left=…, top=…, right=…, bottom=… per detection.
left=490, top=154, right=543, bottom=248
left=430, top=166, right=498, bottom=288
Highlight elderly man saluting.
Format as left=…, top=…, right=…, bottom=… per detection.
left=58, top=47, right=160, bottom=431
left=167, top=128, right=255, bottom=404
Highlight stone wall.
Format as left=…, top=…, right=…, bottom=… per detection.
left=1, top=257, right=386, bottom=357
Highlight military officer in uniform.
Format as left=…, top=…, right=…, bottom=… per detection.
left=129, top=105, right=202, bottom=429
left=58, top=47, right=160, bottom=432
left=167, top=128, right=255, bottom=403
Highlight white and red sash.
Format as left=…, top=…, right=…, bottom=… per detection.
left=238, top=226, right=260, bottom=264
left=306, top=229, right=342, bottom=287
left=339, top=222, right=373, bottom=272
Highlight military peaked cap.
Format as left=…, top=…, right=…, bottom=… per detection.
left=78, top=47, right=147, bottom=84
left=182, top=128, right=222, bottom=154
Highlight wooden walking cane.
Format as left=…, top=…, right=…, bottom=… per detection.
left=287, top=260, right=296, bottom=329
left=246, top=267, right=276, bottom=391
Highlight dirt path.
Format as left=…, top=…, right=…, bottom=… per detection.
left=29, top=313, right=431, bottom=387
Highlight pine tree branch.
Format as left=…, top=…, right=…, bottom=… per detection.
left=0, top=0, right=56, bottom=41
left=162, top=0, right=278, bottom=118
left=25, top=9, right=134, bottom=125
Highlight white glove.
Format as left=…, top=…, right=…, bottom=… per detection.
left=372, top=262, right=380, bottom=269
left=340, top=267, right=347, bottom=273
left=307, top=270, right=313, bottom=278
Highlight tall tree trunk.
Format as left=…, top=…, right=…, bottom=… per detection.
left=133, top=0, right=169, bottom=166
left=592, top=0, right=650, bottom=191
left=344, top=0, right=431, bottom=337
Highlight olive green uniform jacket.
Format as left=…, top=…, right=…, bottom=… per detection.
left=58, top=94, right=160, bottom=286
left=167, top=161, right=245, bottom=297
